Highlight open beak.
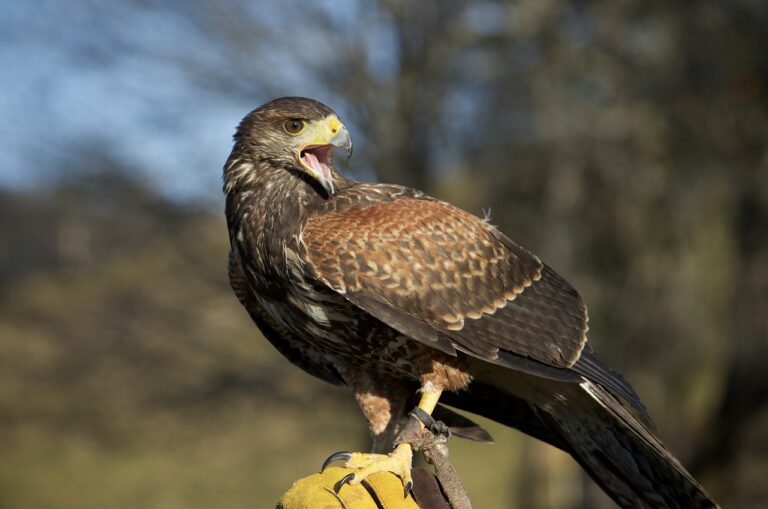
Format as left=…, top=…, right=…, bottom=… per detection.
left=297, top=116, right=352, bottom=196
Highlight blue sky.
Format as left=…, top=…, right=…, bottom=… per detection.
left=0, top=1, right=535, bottom=203
left=0, top=0, right=373, bottom=202
left=1, top=2, right=226, bottom=199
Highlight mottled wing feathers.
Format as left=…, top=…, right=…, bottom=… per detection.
left=301, top=194, right=589, bottom=368
left=448, top=264, right=588, bottom=365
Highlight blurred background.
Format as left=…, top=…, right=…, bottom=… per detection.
left=1, top=1, right=766, bottom=508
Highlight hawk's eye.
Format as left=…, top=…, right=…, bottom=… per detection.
left=284, top=119, right=305, bottom=135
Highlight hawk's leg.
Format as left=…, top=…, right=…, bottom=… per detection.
left=322, top=384, right=443, bottom=496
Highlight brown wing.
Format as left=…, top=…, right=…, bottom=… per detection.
left=301, top=195, right=588, bottom=368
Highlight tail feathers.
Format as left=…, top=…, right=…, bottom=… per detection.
left=444, top=364, right=719, bottom=509
left=571, top=345, right=656, bottom=430
left=543, top=380, right=719, bottom=509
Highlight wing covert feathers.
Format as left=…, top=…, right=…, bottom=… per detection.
left=302, top=196, right=589, bottom=368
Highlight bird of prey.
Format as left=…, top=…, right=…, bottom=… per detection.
left=223, top=97, right=719, bottom=508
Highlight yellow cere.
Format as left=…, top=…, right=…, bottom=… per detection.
left=327, top=115, right=343, bottom=135
left=300, top=115, right=342, bottom=147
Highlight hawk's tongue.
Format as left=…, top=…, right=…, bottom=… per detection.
left=302, top=151, right=332, bottom=183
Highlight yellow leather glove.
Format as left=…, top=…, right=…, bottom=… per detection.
left=277, top=467, right=422, bottom=509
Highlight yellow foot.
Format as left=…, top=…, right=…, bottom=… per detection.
left=321, top=443, right=414, bottom=496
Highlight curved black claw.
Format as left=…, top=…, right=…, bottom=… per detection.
left=403, top=479, right=414, bottom=498
left=334, top=472, right=356, bottom=493
left=321, top=451, right=352, bottom=472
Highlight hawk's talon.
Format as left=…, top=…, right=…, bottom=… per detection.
left=321, top=451, right=352, bottom=472
left=334, top=472, right=356, bottom=493
left=429, top=419, right=451, bottom=438
left=323, top=443, right=414, bottom=497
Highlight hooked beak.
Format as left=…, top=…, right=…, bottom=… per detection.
left=330, top=124, right=353, bottom=160
left=296, top=116, right=352, bottom=196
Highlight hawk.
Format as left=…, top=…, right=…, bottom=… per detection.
left=223, top=97, right=718, bottom=508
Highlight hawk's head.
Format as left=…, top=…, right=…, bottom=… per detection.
left=227, top=97, right=352, bottom=196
